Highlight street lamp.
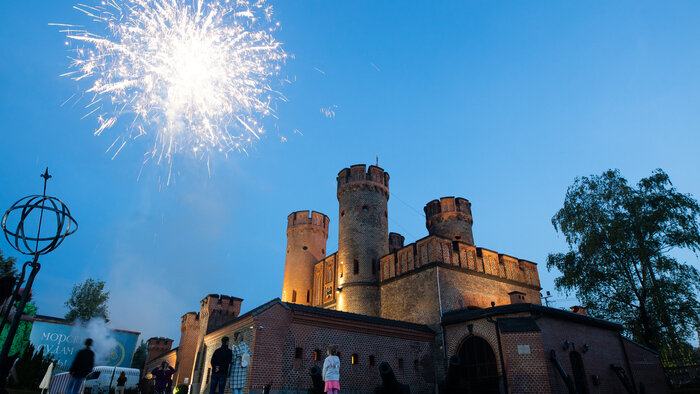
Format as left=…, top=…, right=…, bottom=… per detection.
left=0, top=168, right=77, bottom=391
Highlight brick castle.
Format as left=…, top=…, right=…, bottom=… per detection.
left=144, top=163, right=668, bottom=394
left=282, top=164, right=540, bottom=325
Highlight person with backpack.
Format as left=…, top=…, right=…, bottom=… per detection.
left=228, top=332, right=251, bottom=394
left=209, top=337, right=232, bottom=394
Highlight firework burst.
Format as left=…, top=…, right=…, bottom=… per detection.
left=55, top=0, right=286, bottom=169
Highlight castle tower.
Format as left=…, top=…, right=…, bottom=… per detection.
left=146, top=337, right=173, bottom=363
left=174, top=312, right=200, bottom=385
left=424, top=197, right=474, bottom=245
left=199, top=294, right=242, bottom=334
left=282, top=210, right=329, bottom=304
left=337, top=164, right=389, bottom=316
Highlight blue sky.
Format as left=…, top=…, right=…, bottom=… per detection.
left=1, top=1, right=699, bottom=344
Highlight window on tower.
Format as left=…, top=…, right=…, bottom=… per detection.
left=292, top=290, right=297, bottom=303
left=353, top=259, right=359, bottom=274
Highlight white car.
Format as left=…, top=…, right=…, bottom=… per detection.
left=84, top=366, right=140, bottom=394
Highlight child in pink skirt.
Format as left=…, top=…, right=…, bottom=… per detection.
left=322, top=345, right=340, bottom=394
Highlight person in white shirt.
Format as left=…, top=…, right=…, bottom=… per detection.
left=322, top=346, right=340, bottom=394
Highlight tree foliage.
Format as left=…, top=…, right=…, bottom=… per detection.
left=547, top=169, right=700, bottom=365
left=8, top=343, right=56, bottom=390
left=131, top=340, right=148, bottom=371
left=64, top=278, right=110, bottom=322
left=0, top=248, right=17, bottom=279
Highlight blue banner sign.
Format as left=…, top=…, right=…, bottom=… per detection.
left=29, top=319, right=139, bottom=371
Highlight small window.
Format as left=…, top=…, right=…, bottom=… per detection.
left=321, top=248, right=325, bottom=254
left=302, top=246, right=308, bottom=250
left=369, top=355, right=376, bottom=366
left=295, top=347, right=303, bottom=359
left=292, top=290, right=297, bottom=303
left=351, top=353, right=358, bottom=365
left=306, top=290, right=310, bottom=303
left=86, top=371, right=101, bottom=380
left=384, top=210, right=387, bottom=218
left=341, top=210, right=345, bottom=217
left=398, top=358, right=404, bottom=370
left=371, top=258, right=377, bottom=274
left=353, top=259, right=359, bottom=274
left=314, top=349, right=322, bottom=361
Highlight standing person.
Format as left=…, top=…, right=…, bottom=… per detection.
left=322, top=346, right=340, bottom=394
left=228, top=332, right=251, bottom=394
left=209, top=337, right=232, bottom=394
left=116, top=371, right=127, bottom=394
left=67, top=338, right=95, bottom=394
left=151, top=361, right=175, bottom=394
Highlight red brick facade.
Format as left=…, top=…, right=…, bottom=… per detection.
left=442, top=304, right=669, bottom=394
left=197, top=300, right=435, bottom=393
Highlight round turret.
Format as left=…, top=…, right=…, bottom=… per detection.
left=336, top=164, right=389, bottom=316
left=424, top=197, right=474, bottom=245
left=282, top=211, right=329, bottom=305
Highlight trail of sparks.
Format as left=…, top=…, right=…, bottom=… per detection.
left=56, top=0, right=286, bottom=165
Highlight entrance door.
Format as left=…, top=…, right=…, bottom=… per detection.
left=458, top=336, right=500, bottom=394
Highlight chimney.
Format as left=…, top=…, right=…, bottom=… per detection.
left=570, top=306, right=587, bottom=316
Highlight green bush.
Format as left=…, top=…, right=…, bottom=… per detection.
left=174, top=384, right=188, bottom=394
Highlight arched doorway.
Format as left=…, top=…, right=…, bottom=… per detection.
left=458, top=336, right=500, bottom=394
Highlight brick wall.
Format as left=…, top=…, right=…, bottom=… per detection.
left=381, top=265, right=540, bottom=326
left=623, top=338, right=669, bottom=394
left=442, top=310, right=669, bottom=394
left=197, top=302, right=435, bottom=394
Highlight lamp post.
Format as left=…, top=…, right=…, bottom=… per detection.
left=0, top=168, right=77, bottom=392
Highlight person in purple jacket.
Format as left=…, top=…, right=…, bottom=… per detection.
left=151, top=361, right=175, bottom=394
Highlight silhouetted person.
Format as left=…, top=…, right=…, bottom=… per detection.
left=151, top=361, right=175, bottom=394
left=67, top=338, right=95, bottom=394
left=209, top=336, right=232, bottom=394
left=116, top=371, right=127, bottom=394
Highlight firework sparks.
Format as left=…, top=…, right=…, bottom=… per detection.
left=320, top=105, right=338, bottom=119
left=55, top=0, right=286, bottom=165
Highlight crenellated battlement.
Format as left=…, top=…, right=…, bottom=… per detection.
left=287, top=211, right=329, bottom=236
left=146, top=337, right=174, bottom=363
left=337, top=164, right=390, bottom=199
left=424, top=197, right=473, bottom=225
left=424, top=197, right=474, bottom=244
left=379, top=235, right=540, bottom=288
left=180, top=311, right=199, bottom=328
left=200, top=294, right=242, bottom=317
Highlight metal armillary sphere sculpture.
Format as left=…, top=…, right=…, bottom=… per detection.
left=0, top=168, right=77, bottom=391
